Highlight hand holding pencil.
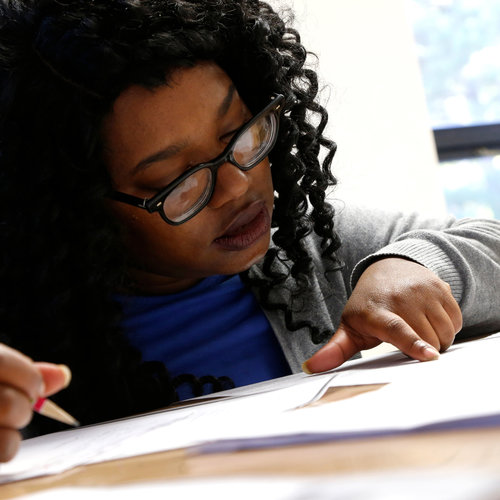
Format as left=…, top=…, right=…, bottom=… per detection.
left=0, top=343, right=75, bottom=462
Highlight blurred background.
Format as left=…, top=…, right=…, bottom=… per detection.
left=269, top=0, right=500, bottom=219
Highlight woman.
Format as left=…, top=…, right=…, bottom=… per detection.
left=0, top=0, right=498, bottom=462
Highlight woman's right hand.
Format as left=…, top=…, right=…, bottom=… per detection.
left=0, top=344, right=71, bottom=462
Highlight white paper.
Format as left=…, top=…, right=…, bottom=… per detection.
left=1, top=333, right=499, bottom=485
left=0, top=369, right=335, bottom=483
left=197, top=333, right=500, bottom=452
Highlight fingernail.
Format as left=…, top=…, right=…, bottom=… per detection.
left=302, top=361, right=312, bottom=374
left=37, top=381, right=45, bottom=399
left=425, top=346, right=440, bottom=359
left=420, top=342, right=440, bottom=360
left=59, top=364, right=72, bottom=388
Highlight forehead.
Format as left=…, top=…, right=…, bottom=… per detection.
left=112, top=63, right=233, bottom=120
left=101, top=63, right=236, bottom=173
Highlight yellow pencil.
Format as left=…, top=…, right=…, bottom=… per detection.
left=32, top=398, right=80, bottom=427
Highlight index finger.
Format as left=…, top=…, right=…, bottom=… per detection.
left=0, top=344, right=44, bottom=401
left=35, top=363, right=72, bottom=397
left=303, top=315, right=441, bottom=374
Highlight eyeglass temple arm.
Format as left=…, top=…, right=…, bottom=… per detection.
left=109, top=191, right=154, bottom=211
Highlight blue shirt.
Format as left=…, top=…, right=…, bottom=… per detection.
left=116, top=274, right=291, bottom=399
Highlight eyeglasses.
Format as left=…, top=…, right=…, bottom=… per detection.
left=110, top=93, right=284, bottom=225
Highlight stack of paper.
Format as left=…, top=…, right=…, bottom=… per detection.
left=1, top=333, right=499, bottom=484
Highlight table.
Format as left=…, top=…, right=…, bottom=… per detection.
left=2, top=335, right=500, bottom=499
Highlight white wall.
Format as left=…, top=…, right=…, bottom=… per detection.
left=269, top=0, right=446, bottom=215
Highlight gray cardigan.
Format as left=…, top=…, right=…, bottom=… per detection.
left=250, top=202, right=500, bottom=372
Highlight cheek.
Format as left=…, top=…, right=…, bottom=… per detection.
left=108, top=202, right=216, bottom=274
left=252, top=160, right=274, bottom=199
left=108, top=204, right=177, bottom=262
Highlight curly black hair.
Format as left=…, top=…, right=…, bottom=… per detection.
left=0, top=0, right=340, bottom=436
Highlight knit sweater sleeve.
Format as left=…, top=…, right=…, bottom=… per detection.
left=332, top=202, right=500, bottom=338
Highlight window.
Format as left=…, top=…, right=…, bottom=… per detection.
left=407, top=0, right=500, bottom=218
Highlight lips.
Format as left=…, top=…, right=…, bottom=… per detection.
left=213, top=201, right=270, bottom=251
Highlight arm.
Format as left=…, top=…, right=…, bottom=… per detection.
left=304, top=204, right=500, bottom=372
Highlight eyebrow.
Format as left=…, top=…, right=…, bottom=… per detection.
left=132, top=83, right=237, bottom=175
left=217, top=83, right=236, bottom=118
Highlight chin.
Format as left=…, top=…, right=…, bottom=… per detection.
left=222, top=241, right=269, bottom=275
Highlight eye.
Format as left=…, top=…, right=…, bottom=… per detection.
left=220, top=113, right=252, bottom=143
left=220, top=126, right=241, bottom=144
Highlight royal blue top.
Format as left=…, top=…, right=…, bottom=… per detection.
left=116, top=274, right=292, bottom=400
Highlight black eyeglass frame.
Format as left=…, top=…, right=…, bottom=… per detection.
left=109, top=93, right=284, bottom=225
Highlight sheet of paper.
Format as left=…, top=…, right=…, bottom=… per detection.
left=1, top=333, right=499, bottom=485
left=0, top=369, right=335, bottom=483
left=197, top=333, right=500, bottom=452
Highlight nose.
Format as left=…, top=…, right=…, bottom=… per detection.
left=207, top=161, right=249, bottom=209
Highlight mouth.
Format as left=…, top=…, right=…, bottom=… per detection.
left=213, top=201, right=271, bottom=251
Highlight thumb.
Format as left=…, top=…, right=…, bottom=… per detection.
left=34, top=362, right=72, bottom=397
left=303, top=326, right=366, bottom=374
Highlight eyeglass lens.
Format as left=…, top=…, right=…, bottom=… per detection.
left=163, top=109, right=277, bottom=223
